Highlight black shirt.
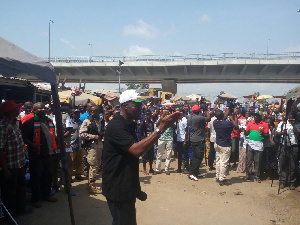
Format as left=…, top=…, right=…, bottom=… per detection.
left=187, top=114, right=206, bottom=142
left=102, top=114, right=140, bottom=201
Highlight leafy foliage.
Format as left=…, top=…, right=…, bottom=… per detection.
left=125, top=83, right=149, bottom=90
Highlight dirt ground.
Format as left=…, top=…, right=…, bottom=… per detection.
left=6, top=157, right=300, bottom=225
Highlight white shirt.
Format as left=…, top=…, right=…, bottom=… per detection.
left=176, top=117, right=187, bottom=142
left=207, top=116, right=216, bottom=142
left=276, top=121, right=298, bottom=146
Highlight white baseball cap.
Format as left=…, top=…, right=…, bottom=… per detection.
left=119, top=89, right=145, bottom=104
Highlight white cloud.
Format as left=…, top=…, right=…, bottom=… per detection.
left=60, top=38, right=79, bottom=51
left=284, top=44, right=300, bottom=52
left=123, top=20, right=158, bottom=39
left=173, top=51, right=183, bottom=56
left=124, top=45, right=154, bottom=56
left=200, top=14, right=211, bottom=22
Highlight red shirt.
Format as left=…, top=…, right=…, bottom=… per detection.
left=231, top=128, right=240, bottom=139
left=246, top=120, right=269, bottom=134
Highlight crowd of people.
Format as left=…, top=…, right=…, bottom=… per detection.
left=0, top=90, right=299, bottom=224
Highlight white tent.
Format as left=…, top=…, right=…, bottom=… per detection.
left=0, top=36, right=75, bottom=224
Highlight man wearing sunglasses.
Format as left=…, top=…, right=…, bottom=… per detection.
left=102, top=90, right=182, bottom=225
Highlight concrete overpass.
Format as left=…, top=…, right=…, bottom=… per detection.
left=20, top=53, right=300, bottom=84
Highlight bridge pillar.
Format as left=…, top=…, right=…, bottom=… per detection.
left=162, top=80, right=177, bottom=94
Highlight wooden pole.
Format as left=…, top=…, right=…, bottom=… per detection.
left=51, top=84, right=76, bottom=225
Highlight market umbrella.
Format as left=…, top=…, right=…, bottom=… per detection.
left=219, top=93, right=237, bottom=99
left=187, top=94, right=202, bottom=101
left=171, top=95, right=191, bottom=101
left=257, top=95, right=274, bottom=100
left=59, top=90, right=102, bottom=106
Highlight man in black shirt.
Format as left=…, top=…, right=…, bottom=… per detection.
left=102, top=90, right=181, bottom=225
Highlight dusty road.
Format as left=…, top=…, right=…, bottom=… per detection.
left=10, top=158, right=300, bottom=225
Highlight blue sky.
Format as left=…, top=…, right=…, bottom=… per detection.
left=1, top=0, right=300, bottom=98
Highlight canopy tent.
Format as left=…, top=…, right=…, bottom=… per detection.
left=286, top=85, right=300, bottom=101
left=0, top=36, right=75, bottom=224
left=0, top=36, right=56, bottom=85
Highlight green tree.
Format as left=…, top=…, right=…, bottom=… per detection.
left=125, top=83, right=149, bottom=90
left=218, top=91, right=225, bottom=103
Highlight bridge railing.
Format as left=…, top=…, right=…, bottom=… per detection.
left=48, top=52, right=300, bottom=63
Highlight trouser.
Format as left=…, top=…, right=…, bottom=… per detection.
left=0, top=166, right=26, bottom=216
left=278, top=146, right=298, bottom=184
left=230, top=137, right=239, bottom=164
left=107, top=198, right=137, bottom=225
left=29, top=154, right=53, bottom=203
left=51, top=153, right=61, bottom=189
left=60, top=153, right=72, bottom=187
left=175, top=141, right=186, bottom=170
left=246, top=146, right=263, bottom=178
left=86, top=142, right=103, bottom=182
left=189, top=141, right=205, bottom=176
left=156, top=140, right=173, bottom=172
left=71, top=149, right=84, bottom=176
left=208, top=142, right=216, bottom=168
left=214, top=144, right=231, bottom=181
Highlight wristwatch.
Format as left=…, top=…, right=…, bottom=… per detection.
left=155, top=128, right=163, bottom=136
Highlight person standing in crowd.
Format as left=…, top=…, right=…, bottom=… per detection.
left=80, top=103, right=96, bottom=177
left=70, top=109, right=84, bottom=181
left=207, top=111, right=217, bottom=171
left=58, top=105, right=75, bottom=196
left=140, top=109, right=155, bottom=175
left=102, top=90, right=182, bottom=225
left=20, top=101, right=33, bottom=123
left=79, top=102, right=94, bottom=122
left=213, top=109, right=238, bottom=186
left=244, top=112, right=269, bottom=183
left=78, top=104, right=85, bottom=116
left=79, top=105, right=103, bottom=194
left=236, top=111, right=251, bottom=173
left=50, top=105, right=74, bottom=196
left=22, top=102, right=58, bottom=208
left=153, top=106, right=175, bottom=175
left=0, top=100, right=32, bottom=216
left=276, top=114, right=299, bottom=190
left=262, top=117, right=277, bottom=180
left=174, top=108, right=188, bottom=173
left=187, top=105, right=211, bottom=181
left=230, top=113, right=240, bottom=169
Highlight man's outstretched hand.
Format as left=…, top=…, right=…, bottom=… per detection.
left=158, top=111, right=182, bottom=132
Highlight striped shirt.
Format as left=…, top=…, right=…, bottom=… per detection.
left=0, top=117, right=26, bottom=168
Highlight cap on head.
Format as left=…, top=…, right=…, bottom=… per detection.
left=192, top=105, right=200, bottom=112
left=71, top=109, right=81, bottom=114
left=1, top=100, right=23, bottom=113
left=119, top=89, right=145, bottom=104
